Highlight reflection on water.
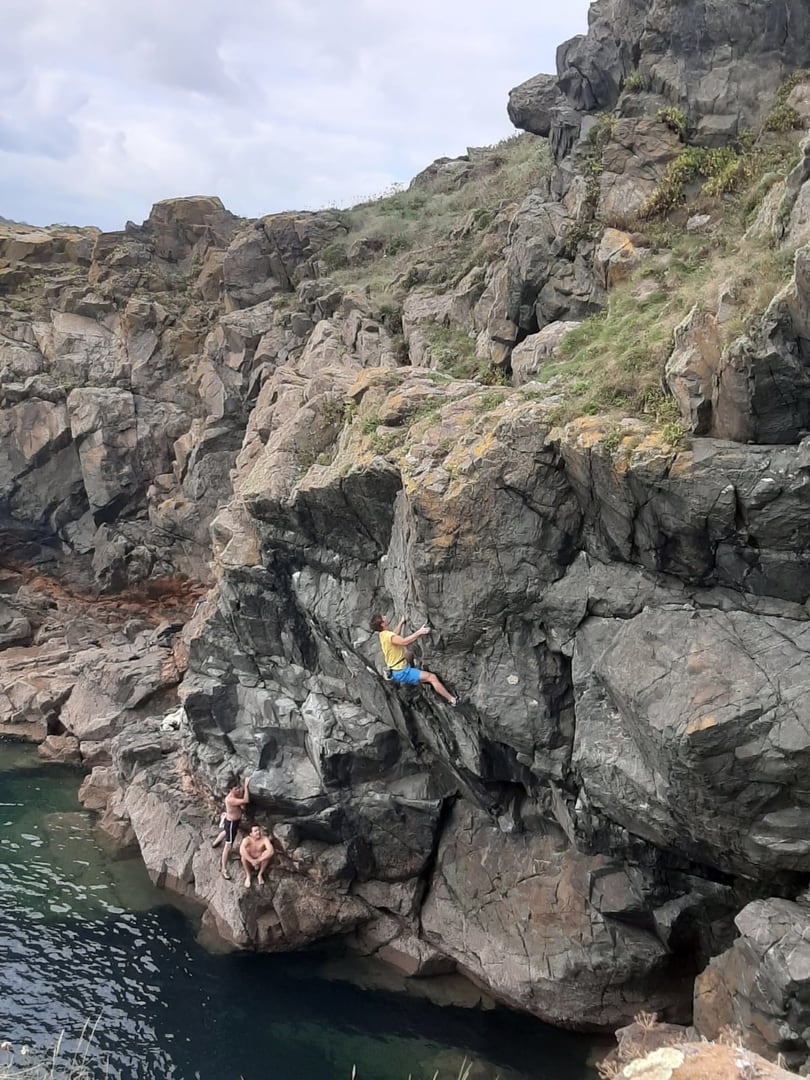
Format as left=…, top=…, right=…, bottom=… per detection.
left=0, top=741, right=596, bottom=1080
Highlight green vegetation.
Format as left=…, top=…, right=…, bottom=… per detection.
left=474, top=389, right=509, bottom=413
left=765, top=71, right=810, bottom=132
left=588, top=112, right=618, bottom=153
left=323, top=134, right=551, bottom=307
left=320, top=241, right=349, bottom=272
left=656, top=106, right=687, bottom=140
left=419, top=319, right=481, bottom=380
left=532, top=205, right=796, bottom=428
left=360, top=414, right=382, bottom=436
left=643, top=145, right=759, bottom=218
left=320, top=397, right=357, bottom=427
left=661, top=421, right=686, bottom=446
left=406, top=403, right=442, bottom=427
left=766, top=101, right=803, bottom=133
left=622, top=70, right=643, bottom=93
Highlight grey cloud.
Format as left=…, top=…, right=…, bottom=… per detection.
left=0, top=118, right=79, bottom=160
left=0, top=0, right=591, bottom=229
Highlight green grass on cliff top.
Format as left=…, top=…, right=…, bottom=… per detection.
left=534, top=132, right=802, bottom=430
left=322, top=134, right=550, bottom=298
left=319, top=121, right=804, bottom=441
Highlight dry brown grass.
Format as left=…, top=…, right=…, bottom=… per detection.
left=323, top=134, right=551, bottom=311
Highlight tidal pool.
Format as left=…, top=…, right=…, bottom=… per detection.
left=0, top=741, right=598, bottom=1080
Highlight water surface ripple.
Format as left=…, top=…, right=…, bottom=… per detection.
left=0, top=742, right=596, bottom=1080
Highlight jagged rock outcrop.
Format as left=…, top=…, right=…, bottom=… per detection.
left=666, top=237, right=810, bottom=444
left=694, top=897, right=810, bottom=1069
left=511, top=0, right=810, bottom=152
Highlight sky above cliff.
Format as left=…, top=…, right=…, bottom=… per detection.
left=1, top=0, right=591, bottom=232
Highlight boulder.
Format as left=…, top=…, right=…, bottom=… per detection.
left=505, top=192, right=604, bottom=331
left=594, top=228, right=647, bottom=289
left=665, top=306, right=721, bottom=436
left=573, top=607, right=810, bottom=876
left=694, top=898, right=810, bottom=1070
left=510, top=320, right=580, bottom=385
left=38, top=733, right=81, bottom=766
left=507, top=74, right=567, bottom=137
left=78, top=765, right=119, bottom=811
left=421, top=804, right=693, bottom=1029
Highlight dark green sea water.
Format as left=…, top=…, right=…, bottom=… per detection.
left=0, top=741, right=597, bottom=1080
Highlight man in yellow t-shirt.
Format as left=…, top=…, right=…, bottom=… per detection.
left=369, top=614, right=459, bottom=707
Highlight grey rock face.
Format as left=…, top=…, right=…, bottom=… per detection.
left=505, top=193, right=604, bottom=332
left=573, top=607, right=810, bottom=876
left=421, top=804, right=694, bottom=1028
left=694, top=898, right=810, bottom=1069
left=511, top=0, right=810, bottom=149
left=562, top=435, right=810, bottom=603
left=223, top=212, right=347, bottom=310
left=596, top=119, right=682, bottom=224
left=510, top=320, right=580, bottom=385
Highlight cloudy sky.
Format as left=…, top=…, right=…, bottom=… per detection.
left=1, top=0, right=591, bottom=231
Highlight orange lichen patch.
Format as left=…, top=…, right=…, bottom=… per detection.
left=348, top=366, right=405, bottom=402
left=633, top=430, right=682, bottom=456
left=667, top=451, right=697, bottom=480
left=622, top=1042, right=795, bottom=1080
left=469, top=429, right=497, bottom=459
left=565, top=415, right=615, bottom=449
left=377, top=385, right=441, bottom=426
left=686, top=714, right=719, bottom=735
left=686, top=652, right=708, bottom=675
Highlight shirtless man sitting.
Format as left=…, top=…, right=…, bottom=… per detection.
left=240, top=825, right=274, bottom=888
left=212, top=776, right=250, bottom=880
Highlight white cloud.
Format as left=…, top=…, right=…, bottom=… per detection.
left=0, top=0, right=591, bottom=230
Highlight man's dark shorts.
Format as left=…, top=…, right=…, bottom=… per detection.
left=223, top=818, right=239, bottom=844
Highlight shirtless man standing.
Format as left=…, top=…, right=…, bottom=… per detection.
left=240, top=825, right=274, bottom=888
left=212, top=776, right=250, bottom=880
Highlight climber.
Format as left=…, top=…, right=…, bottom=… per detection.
left=211, top=775, right=250, bottom=879
left=240, top=825, right=274, bottom=888
left=370, top=614, right=459, bottom=706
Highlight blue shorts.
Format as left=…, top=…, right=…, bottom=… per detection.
left=389, top=664, right=421, bottom=686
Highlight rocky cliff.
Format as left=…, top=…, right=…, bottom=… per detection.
left=5, top=0, right=810, bottom=1066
